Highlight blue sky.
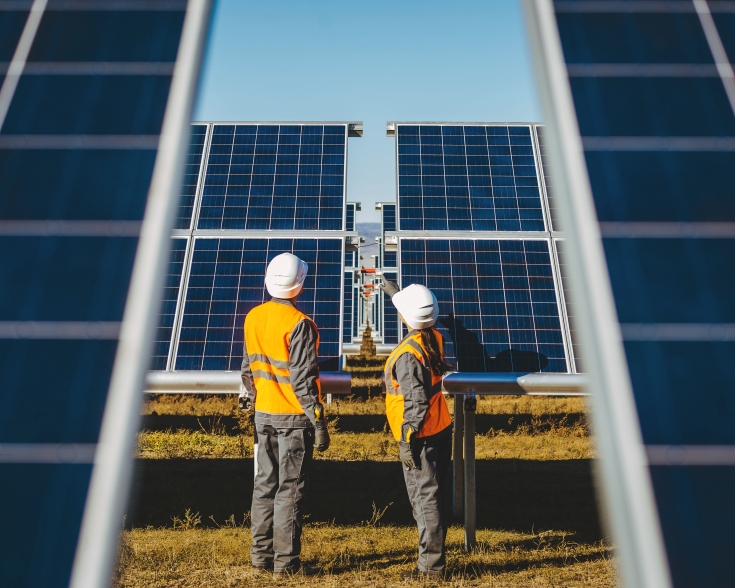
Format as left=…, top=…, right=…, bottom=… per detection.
left=194, top=0, right=540, bottom=223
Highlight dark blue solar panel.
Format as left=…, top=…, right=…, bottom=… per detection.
left=344, top=249, right=357, bottom=267
left=382, top=203, right=396, bottom=232
left=535, top=126, right=559, bottom=231
left=0, top=2, right=188, bottom=586
left=343, top=271, right=353, bottom=344
left=382, top=271, right=399, bottom=345
left=346, top=202, right=355, bottom=232
left=400, top=239, right=567, bottom=372
left=150, top=239, right=188, bottom=371
left=175, top=125, right=207, bottom=229
left=383, top=250, right=397, bottom=267
left=396, top=125, right=545, bottom=232
left=554, top=2, right=735, bottom=584
left=553, top=240, right=582, bottom=372
left=197, top=124, right=346, bottom=231
left=175, top=238, right=343, bottom=372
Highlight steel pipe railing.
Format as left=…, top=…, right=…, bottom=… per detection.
left=145, top=371, right=352, bottom=396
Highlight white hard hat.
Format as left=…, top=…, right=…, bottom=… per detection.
left=265, top=252, right=308, bottom=299
left=391, top=284, right=439, bottom=330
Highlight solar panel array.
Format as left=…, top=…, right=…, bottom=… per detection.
left=0, top=2, right=207, bottom=586
left=176, top=238, right=342, bottom=371
left=401, top=239, right=567, bottom=372
left=389, top=123, right=572, bottom=372
left=154, top=123, right=356, bottom=372
left=198, top=124, right=347, bottom=231
left=531, top=1, right=735, bottom=585
left=395, top=125, right=545, bottom=231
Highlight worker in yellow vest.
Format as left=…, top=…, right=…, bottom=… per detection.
left=380, top=281, right=453, bottom=581
left=240, top=252, right=330, bottom=578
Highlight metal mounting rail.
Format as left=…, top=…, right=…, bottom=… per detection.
left=442, top=372, right=588, bottom=551
left=145, top=371, right=352, bottom=396
left=442, top=372, right=588, bottom=395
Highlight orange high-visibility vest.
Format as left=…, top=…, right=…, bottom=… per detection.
left=244, top=300, right=321, bottom=415
left=384, top=329, right=451, bottom=442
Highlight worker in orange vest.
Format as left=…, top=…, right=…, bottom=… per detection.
left=240, top=252, right=330, bottom=578
left=380, top=280, right=453, bottom=581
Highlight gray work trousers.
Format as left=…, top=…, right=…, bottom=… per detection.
left=403, top=432, right=452, bottom=573
left=251, top=424, right=314, bottom=572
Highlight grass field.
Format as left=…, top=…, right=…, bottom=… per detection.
left=116, top=394, right=617, bottom=587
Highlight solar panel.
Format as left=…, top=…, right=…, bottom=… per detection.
left=383, top=250, right=397, bottom=267
left=342, top=270, right=354, bottom=344
left=395, top=124, right=545, bottom=232
left=400, top=238, right=567, bottom=372
left=553, top=240, right=581, bottom=372
left=535, top=126, right=559, bottom=231
left=346, top=202, right=356, bottom=232
left=0, top=2, right=210, bottom=586
left=150, top=238, right=188, bottom=371
left=174, top=124, right=207, bottom=229
left=174, top=237, right=343, bottom=372
left=382, top=202, right=396, bottom=232
left=527, top=1, right=735, bottom=585
left=197, top=124, right=347, bottom=231
left=380, top=271, right=399, bottom=345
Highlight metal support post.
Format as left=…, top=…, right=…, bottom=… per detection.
left=464, top=393, right=477, bottom=551
left=452, top=393, right=465, bottom=518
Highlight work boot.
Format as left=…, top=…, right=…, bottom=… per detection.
left=272, top=563, right=321, bottom=578
left=400, top=567, right=445, bottom=581
left=249, top=562, right=273, bottom=577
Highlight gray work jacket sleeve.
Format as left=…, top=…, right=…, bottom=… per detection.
left=395, top=352, right=432, bottom=441
left=289, top=318, right=321, bottom=427
left=240, top=338, right=255, bottom=398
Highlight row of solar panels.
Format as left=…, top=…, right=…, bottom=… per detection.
left=156, top=122, right=580, bottom=376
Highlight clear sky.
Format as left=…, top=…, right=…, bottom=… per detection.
left=193, top=0, right=541, bottom=223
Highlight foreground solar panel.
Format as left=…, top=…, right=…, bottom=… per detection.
left=175, top=238, right=343, bottom=372
left=525, top=0, right=735, bottom=585
left=197, top=123, right=348, bottom=231
left=400, top=239, right=567, bottom=372
left=0, top=2, right=211, bottom=587
left=392, top=124, right=545, bottom=231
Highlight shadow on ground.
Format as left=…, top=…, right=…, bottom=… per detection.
left=127, top=458, right=603, bottom=541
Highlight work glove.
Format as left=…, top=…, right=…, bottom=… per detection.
left=313, top=403, right=330, bottom=452
left=238, top=385, right=254, bottom=413
left=399, top=441, right=420, bottom=470
left=379, top=279, right=400, bottom=298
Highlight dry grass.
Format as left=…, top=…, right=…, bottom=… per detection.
left=136, top=425, right=591, bottom=461
left=115, top=524, right=616, bottom=587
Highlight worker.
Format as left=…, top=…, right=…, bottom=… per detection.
left=380, top=280, right=454, bottom=581
left=239, top=252, right=330, bottom=578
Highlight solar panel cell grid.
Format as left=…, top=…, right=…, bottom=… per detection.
left=175, top=125, right=207, bottom=229
left=197, top=124, right=346, bottom=231
left=175, top=238, right=342, bottom=372
left=400, top=239, right=566, bottom=372
left=342, top=271, right=353, bottom=344
left=535, top=126, right=559, bottom=231
left=150, top=239, right=187, bottom=370
left=397, top=125, right=544, bottom=232
left=554, top=240, right=582, bottom=372
left=382, top=203, right=396, bottom=232
left=382, top=271, right=399, bottom=345
left=383, top=250, right=397, bottom=267
left=346, top=202, right=355, bottom=231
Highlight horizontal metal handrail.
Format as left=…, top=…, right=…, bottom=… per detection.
left=145, top=371, right=352, bottom=395
left=441, top=372, right=588, bottom=395
left=145, top=370, right=587, bottom=396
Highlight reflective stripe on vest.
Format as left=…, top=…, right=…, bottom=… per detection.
left=384, top=329, right=452, bottom=441
left=244, top=300, right=321, bottom=415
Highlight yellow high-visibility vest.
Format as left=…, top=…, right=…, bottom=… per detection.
left=244, top=300, right=321, bottom=415
left=384, top=329, right=451, bottom=441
